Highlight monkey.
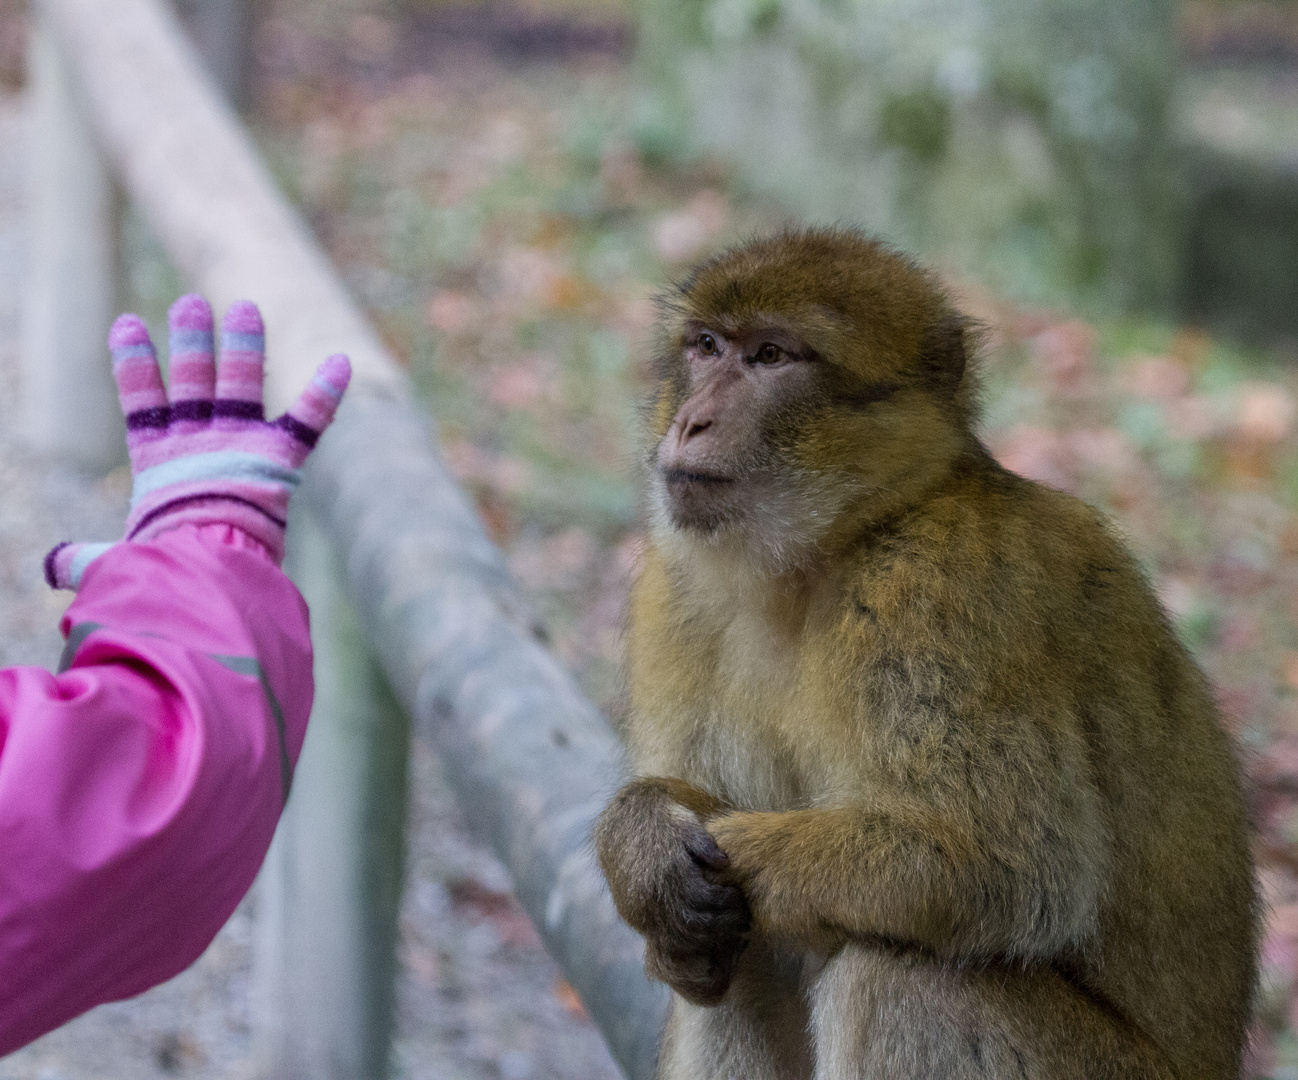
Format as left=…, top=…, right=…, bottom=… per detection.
left=594, top=228, right=1259, bottom=1080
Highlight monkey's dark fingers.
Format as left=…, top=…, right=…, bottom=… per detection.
left=687, top=879, right=749, bottom=917
left=676, top=893, right=750, bottom=935
left=671, top=881, right=752, bottom=955
left=674, top=860, right=748, bottom=913
left=684, top=825, right=730, bottom=872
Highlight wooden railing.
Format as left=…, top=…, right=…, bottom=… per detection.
left=23, top=0, right=669, bottom=1076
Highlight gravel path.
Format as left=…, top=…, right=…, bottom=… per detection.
left=0, top=90, right=625, bottom=1080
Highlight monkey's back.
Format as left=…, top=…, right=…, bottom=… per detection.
left=848, top=457, right=1258, bottom=1078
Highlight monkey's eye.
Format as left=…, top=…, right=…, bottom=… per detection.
left=698, top=334, right=718, bottom=355
left=752, top=343, right=784, bottom=365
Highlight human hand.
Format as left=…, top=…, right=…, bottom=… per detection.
left=45, top=294, right=350, bottom=590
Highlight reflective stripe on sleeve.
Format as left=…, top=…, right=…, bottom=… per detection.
left=58, top=622, right=294, bottom=805
left=57, top=622, right=104, bottom=674
left=208, top=653, right=293, bottom=804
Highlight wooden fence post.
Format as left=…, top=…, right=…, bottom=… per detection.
left=174, top=0, right=254, bottom=112
left=21, top=9, right=123, bottom=467
left=252, top=506, right=409, bottom=1080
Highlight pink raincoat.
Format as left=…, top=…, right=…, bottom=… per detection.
left=0, top=523, right=313, bottom=1055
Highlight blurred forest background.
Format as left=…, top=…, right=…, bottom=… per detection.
left=4, top=0, right=1298, bottom=1076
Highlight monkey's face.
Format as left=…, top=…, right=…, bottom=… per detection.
left=649, top=230, right=975, bottom=569
left=655, top=320, right=823, bottom=537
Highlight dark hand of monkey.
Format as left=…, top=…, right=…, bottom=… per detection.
left=595, top=777, right=753, bottom=1004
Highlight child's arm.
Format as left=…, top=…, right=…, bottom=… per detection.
left=0, top=523, right=310, bottom=1055
left=0, top=294, right=349, bottom=1054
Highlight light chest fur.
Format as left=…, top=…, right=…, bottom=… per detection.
left=626, top=534, right=871, bottom=812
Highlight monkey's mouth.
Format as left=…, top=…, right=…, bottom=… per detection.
left=660, top=468, right=738, bottom=531
left=662, top=468, right=735, bottom=488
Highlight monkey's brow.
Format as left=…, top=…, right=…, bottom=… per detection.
left=681, top=319, right=732, bottom=338
left=682, top=316, right=798, bottom=337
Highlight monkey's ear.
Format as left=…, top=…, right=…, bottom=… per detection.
left=920, top=313, right=970, bottom=393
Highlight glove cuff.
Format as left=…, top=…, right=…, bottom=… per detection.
left=128, top=495, right=288, bottom=564
left=44, top=541, right=116, bottom=591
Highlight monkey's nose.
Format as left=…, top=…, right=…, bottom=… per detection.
left=683, top=418, right=713, bottom=442
left=660, top=411, right=719, bottom=474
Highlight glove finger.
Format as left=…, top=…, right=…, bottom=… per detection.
left=273, top=354, right=351, bottom=465
left=167, top=294, right=215, bottom=430
left=109, top=315, right=169, bottom=448
left=215, top=300, right=266, bottom=427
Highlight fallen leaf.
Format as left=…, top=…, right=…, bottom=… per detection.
left=1029, top=320, right=1095, bottom=395
left=427, top=290, right=481, bottom=334
left=1126, top=355, right=1190, bottom=401
left=1236, top=382, right=1296, bottom=445
left=651, top=190, right=729, bottom=263
left=488, top=353, right=556, bottom=410
left=991, top=425, right=1075, bottom=492
left=554, top=978, right=590, bottom=1020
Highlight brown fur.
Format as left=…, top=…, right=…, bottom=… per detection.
left=594, top=229, right=1258, bottom=1079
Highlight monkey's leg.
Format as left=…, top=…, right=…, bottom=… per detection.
left=657, top=938, right=814, bottom=1080
left=808, top=945, right=1175, bottom=1080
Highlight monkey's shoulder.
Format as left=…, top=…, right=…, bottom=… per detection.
left=842, top=462, right=1164, bottom=648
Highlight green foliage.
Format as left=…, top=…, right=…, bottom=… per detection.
left=629, top=93, right=693, bottom=164
left=705, top=0, right=781, bottom=41
left=876, top=85, right=951, bottom=165
left=635, top=0, right=1186, bottom=315
left=1175, top=600, right=1221, bottom=655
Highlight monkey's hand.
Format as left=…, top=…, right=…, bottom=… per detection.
left=708, top=810, right=853, bottom=956
left=595, top=777, right=752, bottom=1006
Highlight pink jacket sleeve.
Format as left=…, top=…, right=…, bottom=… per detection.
left=0, top=523, right=314, bottom=1056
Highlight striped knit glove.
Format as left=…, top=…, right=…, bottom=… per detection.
left=45, top=294, right=351, bottom=590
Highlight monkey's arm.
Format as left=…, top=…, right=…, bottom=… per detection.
left=708, top=785, right=1112, bottom=961
left=595, top=777, right=752, bottom=1005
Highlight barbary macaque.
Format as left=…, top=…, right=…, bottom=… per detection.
left=594, top=229, right=1258, bottom=1079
